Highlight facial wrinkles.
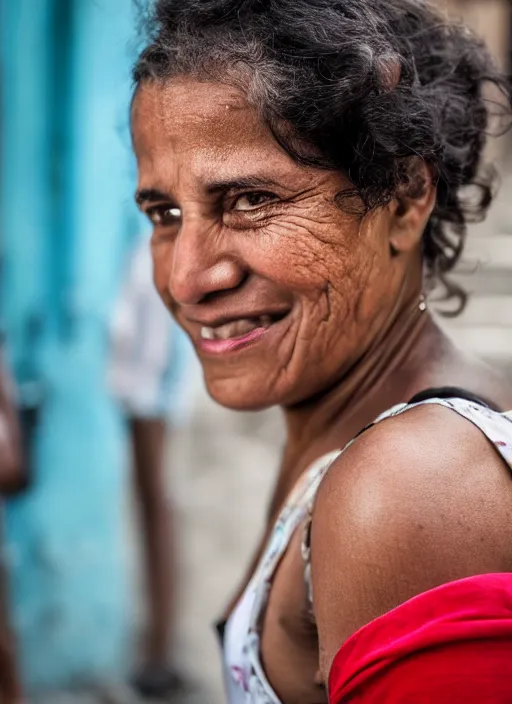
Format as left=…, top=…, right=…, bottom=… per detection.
left=212, top=210, right=336, bottom=392
left=250, top=207, right=364, bottom=385
left=254, top=189, right=356, bottom=272
left=245, top=214, right=346, bottom=347
left=231, top=195, right=374, bottom=380
left=300, top=210, right=385, bottom=371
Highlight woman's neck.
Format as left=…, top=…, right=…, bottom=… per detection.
left=278, top=300, right=445, bottom=492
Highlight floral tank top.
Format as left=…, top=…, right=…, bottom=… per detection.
left=219, top=395, right=512, bottom=703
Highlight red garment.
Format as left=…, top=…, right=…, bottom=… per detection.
left=328, top=573, right=512, bottom=703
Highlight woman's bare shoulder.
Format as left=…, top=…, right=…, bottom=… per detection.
left=310, top=401, right=512, bottom=678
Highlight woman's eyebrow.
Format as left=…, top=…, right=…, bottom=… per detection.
left=135, top=176, right=287, bottom=205
left=205, top=176, right=283, bottom=194
left=135, top=188, right=171, bottom=205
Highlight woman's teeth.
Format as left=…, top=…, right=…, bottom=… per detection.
left=201, top=316, right=272, bottom=341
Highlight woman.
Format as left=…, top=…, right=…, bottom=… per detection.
left=131, top=1, right=512, bottom=701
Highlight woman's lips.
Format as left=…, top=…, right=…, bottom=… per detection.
left=196, top=313, right=287, bottom=355
left=199, top=325, right=268, bottom=354
left=200, top=315, right=272, bottom=341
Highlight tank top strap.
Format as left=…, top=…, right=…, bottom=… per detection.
left=256, top=449, right=342, bottom=583
left=247, top=449, right=343, bottom=640
left=373, top=397, right=512, bottom=468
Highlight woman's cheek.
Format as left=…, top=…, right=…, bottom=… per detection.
left=244, top=219, right=345, bottom=290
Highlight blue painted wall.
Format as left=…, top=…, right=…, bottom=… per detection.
left=1, top=0, right=142, bottom=689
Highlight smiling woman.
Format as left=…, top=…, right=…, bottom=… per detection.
left=131, top=1, right=512, bottom=702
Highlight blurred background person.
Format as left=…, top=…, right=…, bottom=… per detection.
left=108, top=233, right=195, bottom=700
left=0, top=353, right=26, bottom=704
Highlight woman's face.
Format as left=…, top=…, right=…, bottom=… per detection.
left=132, top=79, right=421, bottom=410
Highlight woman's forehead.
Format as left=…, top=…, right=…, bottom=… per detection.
left=132, top=79, right=313, bottom=188
left=132, top=79, right=260, bottom=148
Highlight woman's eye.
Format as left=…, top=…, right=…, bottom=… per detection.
left=147, top=206, right=181, bottom=226
left=232, top=192, right=278, bottom=212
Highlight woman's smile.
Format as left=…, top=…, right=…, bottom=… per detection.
left=184, top=308, right=292, bottom=356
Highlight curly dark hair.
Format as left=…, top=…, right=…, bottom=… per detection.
left=133, top=0, right=511, bottom=310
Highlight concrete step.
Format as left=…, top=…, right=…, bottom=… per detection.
left=430, top=232, right=512, bottom=298
left=460, top=233, right=512, bottom=269
left=441, top=295, right=512, bottom=327
left=446, top=269, right=512, bottom=297
left=443, top=324, right=512, bottom=360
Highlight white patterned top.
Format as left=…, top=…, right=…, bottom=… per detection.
left=220, top=396, right=512, bottom=703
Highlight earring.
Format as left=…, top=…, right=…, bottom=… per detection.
left=419, top=294, right=427, bottom=312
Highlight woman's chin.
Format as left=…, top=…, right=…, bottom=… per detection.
left=204, top=375, right=283, bottom=412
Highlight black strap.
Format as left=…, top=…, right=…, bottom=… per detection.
left=214, top=618, right=227, bottom=646
left=408, top=386, right=500, bottom=412
left=353, top=386, right=500, bottom=441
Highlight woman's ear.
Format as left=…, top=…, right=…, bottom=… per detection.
left=388, top=162, right=436, bottom=256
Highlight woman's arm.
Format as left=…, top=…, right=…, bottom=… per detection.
left=310, top=403, right=512, bottom=695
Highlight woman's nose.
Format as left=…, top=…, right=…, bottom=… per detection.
left=168, top=219, right=245, bottom=305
